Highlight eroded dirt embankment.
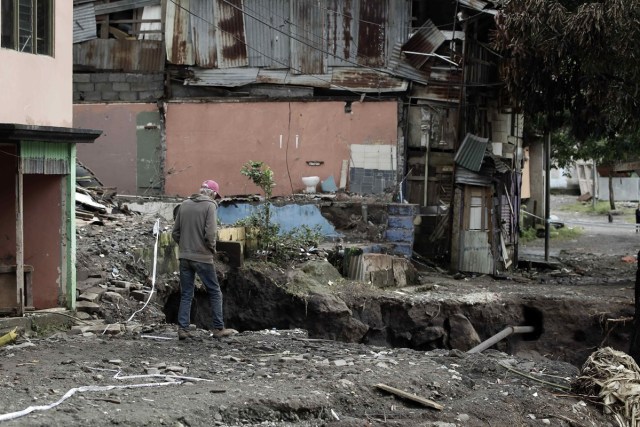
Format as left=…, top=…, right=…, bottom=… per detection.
left=160, top=260, right=635, bottom=367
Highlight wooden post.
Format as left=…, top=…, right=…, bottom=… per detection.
left=629, top=249, right=640, bottom=363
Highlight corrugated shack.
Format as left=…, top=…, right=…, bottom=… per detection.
left=71, top=0, right=524, bottom=275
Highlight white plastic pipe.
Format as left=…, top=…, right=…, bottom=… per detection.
left=467, top=325, right=535, bottom=354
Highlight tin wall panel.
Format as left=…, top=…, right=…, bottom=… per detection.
left=21, top=142, right=70, bottom=175
left=291, top=0, right=324, bottom=74
left=245, top=0, right=290, bottom=68
left=386, top=0, right=410, bottom=63
left=190, top=0, right=217, bottom=68
left=356, top=0, right=386, bottom=67
left=460, top=230, right=494, bottom=274
left=326, top=0, right=357, bottom=67
left=73, top=39, right=165, bottom=71
left=73, top=3, right=97, bottom=44
left=166, top=0, right=194, bottom=65
left=214, top=0, right=248, bottom=68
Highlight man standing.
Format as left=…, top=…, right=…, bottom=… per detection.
left=172, top=180, right=237, bottom=340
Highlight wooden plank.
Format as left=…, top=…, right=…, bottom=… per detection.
left=375, top=383, right=444, bottom=410
left=16, top=151, right=24, bottom=316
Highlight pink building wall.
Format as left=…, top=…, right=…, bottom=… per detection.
left=74, top=104, right=158, bottom=195
left=0, top=147, right=63, bottom=309
left=164, top=101, right=398, bottom=197
left=0, top=2, right=73, bottom=127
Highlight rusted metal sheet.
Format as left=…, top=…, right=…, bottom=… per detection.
left=244, top=0, right=290, bottom=68
left=326, top=0, right=356, bottom=67
left=191, top=0, right=217, bottom=68
left=214, top=0, right=248, bottom=68
left=257, top=69, right=330, bottom=87
left=387, top=43, right=429, bottom=85
left=165, top=0, right=194, bottom=65
left=385, top=0, right=410, bottom=65
left=94, top=0, right=160, bottom=15
left=411, top=83, right=461, bottom=103
left=331, top=67, right=407, bottom=92
left=454, top=133, right=489, bottom=172
left=357, top=0, right=386, bottom=67
left=401, top=20, right=445, bottom=70
left=460, top=230, right=494, bottom=274
left=73, top=39, right=165, bottom=71
left=291, top=1, right=324, bottom=74
left=73, top=2, right=97, bottom=44
left=187, top=67, right=260, bottom=86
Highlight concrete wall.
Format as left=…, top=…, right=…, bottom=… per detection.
left=0, top=146, right=64, bottom=309
left=74, top=73, right=164, bottom=103
left=0, top=2, right=73, bottom=127
left=74, top=103, right=159, bottom=195
left=164, top=100, right=398, bottom=197
left=597, top=177, right=640, bottom=201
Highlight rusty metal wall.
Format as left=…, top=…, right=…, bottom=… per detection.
left=325, top=0, right=356, bottom=66
left=191, top=0, right=218, bottom=68
left=356, top=0, right=386, bottom=67
left=244, top=0, right=290, bottom=68
left=166, top=0, right=194, bottom=65
left=73, top=39, right=165, bottom=71
left=214, top=0, right=249, bottom=68
left=290, top=1, right=325, bottom=74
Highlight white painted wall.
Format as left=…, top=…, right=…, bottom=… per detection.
left=0, top=2, right=72, bottom=127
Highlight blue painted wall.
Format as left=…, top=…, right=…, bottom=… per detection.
left=218, top=202, right=340, bottom=237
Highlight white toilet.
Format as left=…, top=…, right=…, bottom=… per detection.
left=301, top=176, right=320, bottom=193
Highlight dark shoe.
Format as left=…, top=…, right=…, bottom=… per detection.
left=178, top=329, right=193, bottom=341
left=210, top=328, right=238, bottom=338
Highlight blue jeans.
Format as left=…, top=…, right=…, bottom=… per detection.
left=178, top=259, right=224, bottom=330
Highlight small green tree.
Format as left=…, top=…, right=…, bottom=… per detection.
left=241, top=161, right=277, bottom=249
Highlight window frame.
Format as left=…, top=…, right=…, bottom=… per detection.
left=1, top=0, right=54, bottom=56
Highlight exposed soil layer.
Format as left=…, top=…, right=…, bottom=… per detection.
left=0, top=194, right=636, bottom=425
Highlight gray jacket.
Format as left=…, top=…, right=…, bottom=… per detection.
left=172, top=194, right=218, bottom=263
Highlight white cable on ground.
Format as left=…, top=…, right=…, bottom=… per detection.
left=0, top=381, right=180, bottom=422
left=126, top=219, right=161, bottom=323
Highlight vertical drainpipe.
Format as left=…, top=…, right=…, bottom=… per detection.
left=16, top=143, right=24, bottom=316
left=66, top=143, right=77, bottom=310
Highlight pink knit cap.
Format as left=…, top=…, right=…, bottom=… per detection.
left=201, top=180, right=222, bottom=199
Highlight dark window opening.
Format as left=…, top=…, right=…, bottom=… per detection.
left=1, top=0, right=53, bottom=56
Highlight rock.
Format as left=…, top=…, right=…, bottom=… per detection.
left=166, top=365, right=187, bottom=374
left=76, top=301, right=102, bottom=314
left=131, top=290, right=149, bottom=301
left=75, top=311, right=93, bottom=320
left=106, top=286, right=129, bottom=297
left=78, top=292, right=100, bottom=302
left=300, top=260, right=343, bottom=283
left=447, top=314, right=481, bottom=351
left=102, top=291, right=125, bottom=303
left=411, top=326, right=446, bottom=349
left=305, top=292, right=369, bottom=342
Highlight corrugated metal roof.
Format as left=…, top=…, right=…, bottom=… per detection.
left=94, top=0, right=160, bottom=15
left=21, top=142, right=70, bottom=175
left=214, top=0, right=248, bottom=69
left=187, top=67, right=260, bottom=86
left=387, top=43, right=429, bottom=85
left=257, top=69, right=331, bottom=87
left=73, top=3, right=97, bottom=44
left=331, top=67, right=407, bottom=92
left=401, top=20, right=445, bottom=69
left=458, top=0, right=498, bottom=14
left=73, top=39, right=165, bottom=72
left=186, top=66, right=406, bottom=92
left=455, top=167, right=492, bottom=186
left=454, top=133, right=489, bottom=172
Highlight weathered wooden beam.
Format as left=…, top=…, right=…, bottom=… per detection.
left=374, top=383, right=444, bottom=410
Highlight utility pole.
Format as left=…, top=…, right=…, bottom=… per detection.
left=544, top=132, right=551, bottom=261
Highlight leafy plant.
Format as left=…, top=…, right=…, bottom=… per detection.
left=239, top=161, right=324, bottom=266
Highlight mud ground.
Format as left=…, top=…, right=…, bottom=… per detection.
left=0, top=194, right=637, bottom=426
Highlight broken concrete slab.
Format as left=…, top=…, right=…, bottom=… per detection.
left=75, top=301, right=102, bottom=314
left=78, top=292, right=100, bottom=302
